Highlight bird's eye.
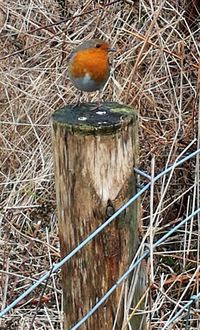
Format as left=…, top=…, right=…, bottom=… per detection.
left=96, top=44, right=101, bottom=48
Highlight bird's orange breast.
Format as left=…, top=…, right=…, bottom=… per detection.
left=68, top=49, right=109, bottom=83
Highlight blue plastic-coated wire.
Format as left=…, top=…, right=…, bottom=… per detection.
left=70, top=250, right=150, bottom=330
left=70, top=207, right=200, bottom=330
left=0, top=147, right=200, bottom=318
left=0, top=182, right=149, bottom=318
left=134, top=167, right=151, bottom=180
left=162, top=294, right=200, bottom=330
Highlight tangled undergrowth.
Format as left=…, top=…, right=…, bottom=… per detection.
left=0, top=0, right=200, bottom=329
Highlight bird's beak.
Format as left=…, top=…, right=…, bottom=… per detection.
left=108, top=48, right=116, bottom=52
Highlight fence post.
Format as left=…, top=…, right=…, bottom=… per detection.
left=52, top=102, right=145, bottom=329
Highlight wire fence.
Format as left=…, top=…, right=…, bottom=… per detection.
left=1, top=147, right=200, bottom=329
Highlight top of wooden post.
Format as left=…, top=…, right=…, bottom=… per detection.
left=52, top=102, right=137, bottom=135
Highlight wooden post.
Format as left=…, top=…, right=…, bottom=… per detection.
left=52, top=102, right=144, bottom=329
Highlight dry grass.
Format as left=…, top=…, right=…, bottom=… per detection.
left=0, top=0, right=200, bottom=329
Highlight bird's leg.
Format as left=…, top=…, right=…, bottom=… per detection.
left=91, top=90, right=103, bottom=111
left=97, top=90, right=102, bottom=109
left=72, top=91, right=82, bottom=109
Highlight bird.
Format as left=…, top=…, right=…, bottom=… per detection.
left=68, top=38, right=115, bottom=108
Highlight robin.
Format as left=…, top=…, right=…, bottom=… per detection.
left=68, top=38, right=115, bottom=108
